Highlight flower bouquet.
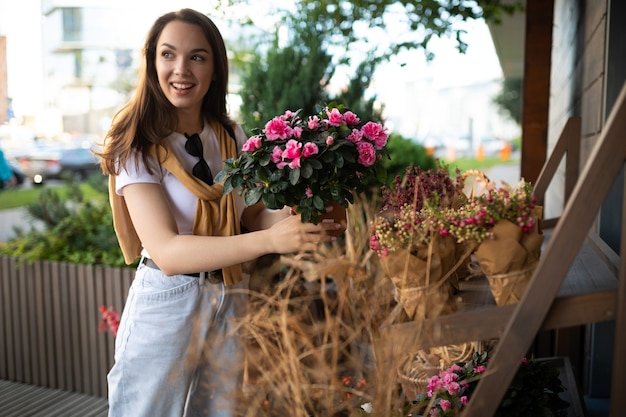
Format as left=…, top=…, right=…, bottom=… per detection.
left=443, top=172, right=543, bottom=306
left=215, top=104, right=389, bottom=228
left=369, top=164, right=468, bottom=321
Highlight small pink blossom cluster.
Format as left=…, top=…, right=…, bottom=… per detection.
left=241, top=107, right=388, bottom=171
left=370, top=166, right=539, bottom=256
left=413, top=352, right=488, bottom=416
left=380, top=164, right=461, bottom=215
left=442, top=179, right=537, bottom=243
left=370, top=163, right=463, bottom=257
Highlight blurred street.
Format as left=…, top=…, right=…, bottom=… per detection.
left=484, top=162, right=521, bottom=186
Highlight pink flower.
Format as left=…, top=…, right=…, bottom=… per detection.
left=283, top=139, right=302, bottom=159
left=242, top=136, right=262, bottom=152
left=474, top=365, right=486, bottom=373
left=369, top=235, right=379, bottom=251
left=521, top=357, right=529, bottom=365
left=461, top=396, right=468, bottom=406
left=288, top=157, right=301, bottom=169
left=427, top=375, right=443, bottom=396
left=346, top=128, right=363, bottom=143
left=442, top=372, right=459, bottom=384
left=303, top=142, right=319, bottom=157
left=271, top=146, right=283, bottom=163
left=439, top=400, right=452, bottom=411
left=361, top=121, right=388, bottom=149
left=326, top=107, right=344, bottom=126
left=99, top=306, right=120, bottom=337
left=264, top=117, right=293, bottom=140
left=343, top=111, right=360, bottom=125
left=446, top=381, right=461, bottom=396
left=307, top=115, right=321, bottom=130
left=293, top=127, right=303, bottom=138
left=326, top=135, right=334, bottom=146
left=305, top=187, right=313, bottom=198
left=357, top=141, right=376, bottom=166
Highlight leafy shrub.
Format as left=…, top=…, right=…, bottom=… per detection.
left=0, top=174, right=129, bottom=267
left=383, top=134, right=436, bottom=185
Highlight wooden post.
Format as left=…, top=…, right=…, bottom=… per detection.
left=520, top=0, right=554, bottom=184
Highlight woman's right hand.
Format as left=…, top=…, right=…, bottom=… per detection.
left=265, top=211, right=339, bottom=254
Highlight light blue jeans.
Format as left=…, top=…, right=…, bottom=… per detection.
left=107, top=263, right=247, bottom=417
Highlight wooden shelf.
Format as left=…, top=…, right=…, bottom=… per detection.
left=380, top=235, right=619, bottom=354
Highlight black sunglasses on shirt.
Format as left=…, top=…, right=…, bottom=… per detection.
left=184, top=133, right=214, bottom=186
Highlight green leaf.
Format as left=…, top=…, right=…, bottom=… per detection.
left=301, top=162, right=314, bottom=178
left=289, top=168, right=301, bottom=185
left=308, top=159, right=323, bottom=170
left=313, top=195, right=324, bottom=211
left=214, top=169, right=227, bottom=183
left=230, top=175, right=244, bottom=189
left=322, top=152, right=335, bottom=163
left=262, top=192, right=280, bottom=209
left=301, top=208, right=313, bottom=224
left=335, top=153, right=344, bottom=168
left=341, top=148, right=356, bottom=163
left=222, top=177, right=235, bottom=195
left=244, top=187, right=263, bottom=206
left=259, top=153, right=271, bottom=166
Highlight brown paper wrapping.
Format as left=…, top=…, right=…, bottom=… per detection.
left=379, top=234, right=459, bottom=320
left=474, top=211, right=543, bottom=306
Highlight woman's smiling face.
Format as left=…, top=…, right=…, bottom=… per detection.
left=155, top=20, right=215, bottom=115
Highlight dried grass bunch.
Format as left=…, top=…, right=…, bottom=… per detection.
left=229, top=194, right=416, bottom=416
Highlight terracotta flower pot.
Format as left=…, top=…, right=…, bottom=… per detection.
left=317, top=202, right=347, bottom=237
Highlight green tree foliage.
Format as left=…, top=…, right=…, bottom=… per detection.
left=383, top=134, right=437, bottom=184
left=293, top=0, right=522, bottom=58
left=494, top=77, right=522, bottom=125
left=234, top=0, right=522, bottom=133
left=223, top=1, right=522, bottom=60
left=0, top=175, right=128, bottom=267
left=332, top=56, right=384, bottom=126
left=239, top=34, right=333, bottom=131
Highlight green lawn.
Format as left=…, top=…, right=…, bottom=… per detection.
left=0, top=183, right=101, bottom=210
left=444, top=156, right=519, bottom=174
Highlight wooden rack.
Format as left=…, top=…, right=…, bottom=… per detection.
left=380, top=83, right=626, bottom=416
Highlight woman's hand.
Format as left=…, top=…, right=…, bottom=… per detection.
left=265, top=210, right=340, bottom=254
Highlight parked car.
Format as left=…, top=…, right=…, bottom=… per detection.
left=10, top=161, right=26, bottom=186
left=15, top=144, right=101, bottom=184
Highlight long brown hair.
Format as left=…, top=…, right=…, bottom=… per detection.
left=99, top=8, right=232, bottom=175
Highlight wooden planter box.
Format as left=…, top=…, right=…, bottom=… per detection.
left=0, top=255, right=134, bottom=399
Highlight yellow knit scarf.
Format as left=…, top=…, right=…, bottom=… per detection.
left=109, top=118, right=242, bottom=285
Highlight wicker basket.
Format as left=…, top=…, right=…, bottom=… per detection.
left=398, top=342, right=484, bottom=400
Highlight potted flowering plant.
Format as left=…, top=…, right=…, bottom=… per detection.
left=439, top=173, right=543, bottom=306
left=215, top=104, right=389, bottom=225
left=369, top=163, right=467, bottom=321
left=410, top=352, right=569, bottom=417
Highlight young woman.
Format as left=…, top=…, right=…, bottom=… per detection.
left=99, top=9, right=338, bottom=417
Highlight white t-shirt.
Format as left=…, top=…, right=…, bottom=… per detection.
left=115, top=121, right=248, bottom=258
